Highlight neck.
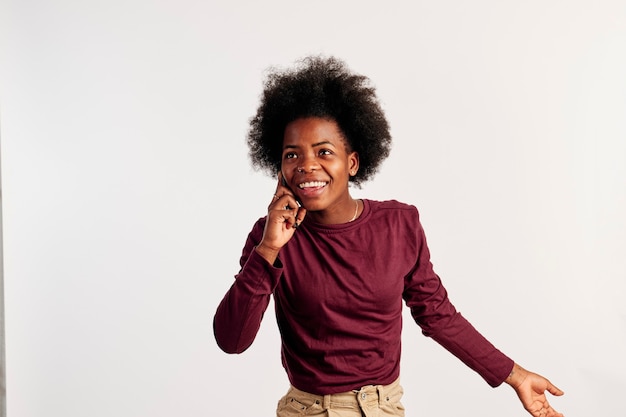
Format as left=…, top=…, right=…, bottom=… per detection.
left=307, top=197, right=360, bottom=225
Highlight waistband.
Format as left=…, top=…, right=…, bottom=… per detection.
left=288, top=378, right=402, bottom=409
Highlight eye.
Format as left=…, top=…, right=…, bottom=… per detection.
left=284, top=152, right=297, bottom=159
left=318, top=149, right=332, bottom=156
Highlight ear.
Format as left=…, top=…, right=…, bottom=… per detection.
left=348, top=151, right=359, bottom=176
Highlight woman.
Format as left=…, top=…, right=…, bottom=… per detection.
left=214, top=56, right=564, bottom=417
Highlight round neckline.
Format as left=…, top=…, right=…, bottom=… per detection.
left=300, top=199, right=370, bottom=233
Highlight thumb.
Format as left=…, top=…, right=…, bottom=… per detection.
left=546, top=382, right=564, bottom=397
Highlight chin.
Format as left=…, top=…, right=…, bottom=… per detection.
left=299, top=200, right=326, bottom=212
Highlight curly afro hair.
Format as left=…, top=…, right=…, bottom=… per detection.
left=247, top=56, right=392, bottom=186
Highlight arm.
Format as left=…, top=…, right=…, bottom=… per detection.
left=403, top=213, right=513, bottom=386
left=404, top=211, right=565, bottom=415
left=213, top=221, right=281, bottom=353
left=213, top=174, right=306, bottom=353
left=505, top=363, right=565, bottom=417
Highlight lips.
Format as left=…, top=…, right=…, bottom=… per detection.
left=296, top=180, right=328, bottom=199
left=298, top=181, right=328, bottom=189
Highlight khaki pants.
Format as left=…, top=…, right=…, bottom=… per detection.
left=276, top=378, right=405, bottom=417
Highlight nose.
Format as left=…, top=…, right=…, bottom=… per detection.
left=296, top=153, right=319, bottom=173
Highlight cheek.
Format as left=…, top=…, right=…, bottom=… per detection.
left=281, top=160, right=299, bottom=184
left=281, top=160, right=294, bottom=173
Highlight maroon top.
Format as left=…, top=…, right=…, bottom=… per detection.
left=214, top=199, right=514, bottom=394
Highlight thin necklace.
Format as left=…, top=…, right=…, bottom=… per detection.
left=349, top=199, right=359, bottom=222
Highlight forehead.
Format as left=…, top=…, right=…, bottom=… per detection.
left=283, top=117, right=347, bottom=147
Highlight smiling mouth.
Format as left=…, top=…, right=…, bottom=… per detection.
left=298, top=181, right=328, bottom=189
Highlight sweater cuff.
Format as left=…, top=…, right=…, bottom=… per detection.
left=238, top=247, right=284, bottom=292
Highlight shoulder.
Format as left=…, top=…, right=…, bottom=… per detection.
left=366, top=199, right=420, bottom=218
left=364, top=199, right=422, bottom=230
left=360, top=200, right=426, bottom=253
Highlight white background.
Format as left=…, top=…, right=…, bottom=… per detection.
left=1, top=1, right=625, bottom=416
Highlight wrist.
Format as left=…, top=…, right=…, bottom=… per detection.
left=255, top=242, right=280, bottom=265
left=505, top=363, right=529, bottom=389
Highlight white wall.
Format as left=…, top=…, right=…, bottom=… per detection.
left=1, top=1, right=624, bottom=416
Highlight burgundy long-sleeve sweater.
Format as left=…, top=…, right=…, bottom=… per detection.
left=214, top=199, right=513, bottom=394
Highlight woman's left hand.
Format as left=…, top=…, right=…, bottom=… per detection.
left=506, top=363, right=564, bottom=417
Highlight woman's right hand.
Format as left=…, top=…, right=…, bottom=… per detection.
left=255, top=173, right=307, bottom=264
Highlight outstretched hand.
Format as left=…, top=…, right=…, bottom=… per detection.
left=506, top=363, right=564, bottom=417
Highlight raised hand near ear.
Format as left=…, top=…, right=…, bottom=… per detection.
left=255, top=173, right=307, bottom=264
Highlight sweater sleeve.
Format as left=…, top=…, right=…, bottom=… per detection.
left=213, top=218, right=283, bottom=354
left=402, top=211, right=514, bottom=387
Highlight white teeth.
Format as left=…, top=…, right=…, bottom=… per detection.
left=298, top=181, right=327, bottom=189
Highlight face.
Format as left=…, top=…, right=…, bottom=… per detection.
left=281, top=117, right=359, bottom=215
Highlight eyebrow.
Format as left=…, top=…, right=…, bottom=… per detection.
left=283, top=140, right=335, bottom=150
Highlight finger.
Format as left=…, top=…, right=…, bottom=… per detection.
left=276, top=171, right=296, bottom=197
left=293, top=206, right=307, bottom=228
left=269, top=191, right=298, bottom=212
left=269, top=173, right=285, bottom=206
left=281, top=205, right=299, bottom=229
left=546, top=382, right=564, bottom=396
left=280, top=195, right=300, bottom=211
left=268, top=192, right=282, bottom=209
left=271, top=175, right=286, bottom=204
left=276, top=171, right=288, bottom=194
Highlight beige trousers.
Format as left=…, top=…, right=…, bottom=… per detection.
left=276, top=378, right=405, bottom=417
